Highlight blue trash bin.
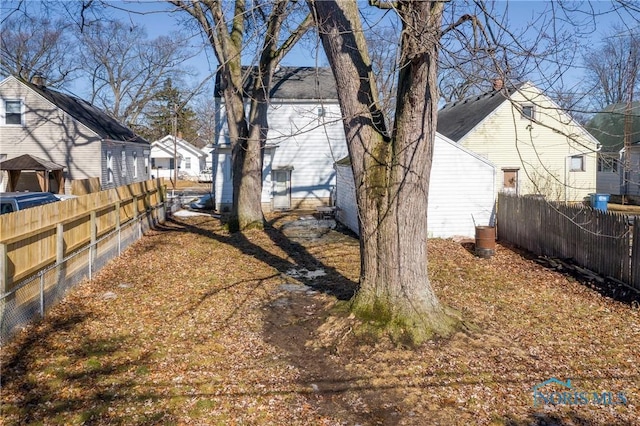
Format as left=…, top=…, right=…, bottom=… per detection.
left=589, top=193, right=610, bottom=211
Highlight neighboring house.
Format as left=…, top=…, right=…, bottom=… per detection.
left=335, top=133, right=496, bottom=239
left=0, top=75, right=150, bottom=194
left=213, top=67, right=348, bottom=211
left=201, top=144, right=215, bottom=171
left=150, top=135, right=207, bottom=180
left=586, top=102, right=640, bottom=196
left=437, top=81, right=600, bottom=202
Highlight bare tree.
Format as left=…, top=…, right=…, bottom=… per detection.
left=77, top=19, right=196, bottom=128
left=170, top=0, right=313, bottom=231
left=0, top=13, right=79, bottom=86
left=192, top=93, right=218, bottom=148
left=583, top=26, right=640, bottom=109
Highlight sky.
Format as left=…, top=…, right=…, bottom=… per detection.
left=105, top=1, right=638, bottom=95
left=2, top=1, right=638, bottom=106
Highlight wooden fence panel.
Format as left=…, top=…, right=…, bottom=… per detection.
left=498, top=193, right=631, bottom=285
left=632, top=218, right=640, bottom=291
left=71, top=177, right=101, bottom=195
left=1, top=179, right=165, bottom=292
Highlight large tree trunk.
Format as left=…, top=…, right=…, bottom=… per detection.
left=172, top=1, right=312, bottom=232
left=310, top=0, right=459, bottom=344
left=219, top=66, right=264, bottom=231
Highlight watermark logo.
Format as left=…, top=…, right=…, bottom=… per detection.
left=532, top=377, right=628, bottom=407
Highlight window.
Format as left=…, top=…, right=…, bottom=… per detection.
left=106, top=151, right=113, bottom=183
left=133, top=152, right=138, bottom=178
left=317, top=107, right=325, bottom=117
left=185, top=157, right=191, bottom=170
left=598, top=156, right=618, bottom=173
left=145, top=156, right=149, bottom=176
left=224, top=156, right=232, bottom=179
left=570, top=155, right=585, bottom=172
left=521, top=104, right=535, bottom=120
left=121, top=151, right=127, bottom=177
left=3, top=100, right=23, bottom=125
left=151, top=158, right=156, bottom=169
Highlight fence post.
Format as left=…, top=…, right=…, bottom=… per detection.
left=115, top=200, right=121, bottom=255
left=90, top=211, right=97, bottom=281
left=0, top=243, right=8, bottom=294
left=40, top=272, right=45, bottom=318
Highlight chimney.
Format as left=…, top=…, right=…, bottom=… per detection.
left=492, top=78, right=504, bottom=91
left=31, top=73, right=45, bottom=87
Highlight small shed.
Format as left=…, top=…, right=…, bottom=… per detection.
left=335, top=133, right=496, bottom=239
left=0, top=154, right=66, bottom=193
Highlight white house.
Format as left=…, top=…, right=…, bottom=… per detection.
left=586, top=102, right=640, bottom=197
left=0, top=75, right=150, bottom=194
left=150, top=135, right=207, bottom=180
left=335, top=133, right=496, bottom=239
left=437, top=81, right=600, bottom=202
left=212, top=67, right=348, bottom=211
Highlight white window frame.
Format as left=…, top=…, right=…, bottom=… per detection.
left=145, top=156, right=149, bottom=176
left=2, top=99, right=24, bottom=126
left=185, top=156, right=191, bottom=170
left=521, top=104, right=535, bottom=120
left=597, top=155, right=618, bottom=173
left=133, top=152, right=138, bottom=178
left=121, top=151, right=127, bottom=177
left=570, top=155, right=586, bottom=172
left=106, top=151, right=114, bottom=183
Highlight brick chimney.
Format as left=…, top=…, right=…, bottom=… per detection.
left=492, top=78, right=504, bottom=91
left=31, top=73, right=45, bottom=87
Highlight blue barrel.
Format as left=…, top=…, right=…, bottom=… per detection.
left=589, top=193, right=610, bottom=211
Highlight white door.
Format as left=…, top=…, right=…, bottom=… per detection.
left=273, top=170, right=291, bottom=210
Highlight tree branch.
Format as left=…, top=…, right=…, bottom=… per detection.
left=368, top=0, right=396, bottom=10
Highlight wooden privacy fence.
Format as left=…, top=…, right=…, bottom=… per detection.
left=0, top=179, right=166, bottom=292
left=497, top=193, right=636, bottom=289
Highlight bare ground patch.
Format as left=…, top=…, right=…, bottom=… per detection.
left=1, top=212, right=639, bottom=425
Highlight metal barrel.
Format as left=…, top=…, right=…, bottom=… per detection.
left=475, top=226, right=496, bottom=258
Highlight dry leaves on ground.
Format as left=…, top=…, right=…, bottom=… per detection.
left=1, top=212, right=639, bottom=425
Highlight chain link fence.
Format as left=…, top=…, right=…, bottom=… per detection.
left=0, top=200, right=178, bottom=344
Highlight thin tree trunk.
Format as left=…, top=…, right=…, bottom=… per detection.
left=310, top=0, right=459, bottom=344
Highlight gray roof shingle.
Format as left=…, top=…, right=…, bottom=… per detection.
left=22, top=78, right=148, bottom=145
left=0, top=154, right=65, bottom=171
left=215, top=66, right=338, bottom=100
left=437, top=85, right=523, bottom=142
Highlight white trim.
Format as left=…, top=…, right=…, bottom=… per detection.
left=1, top=97, right=25, bottom=126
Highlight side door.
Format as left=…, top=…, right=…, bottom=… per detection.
left=272, top=170, right=291, bottom=210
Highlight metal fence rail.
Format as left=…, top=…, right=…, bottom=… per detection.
left=0, top=202, right=171, bottom=344
left=497, top=193, right=635, bottom=290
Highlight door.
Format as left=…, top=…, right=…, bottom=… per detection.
left=503, top=169, right=518, bottom=194
left=272, top=170, right=291, bottom=210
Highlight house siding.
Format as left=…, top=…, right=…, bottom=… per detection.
left=214, top=100, right=348, bottom=210
left=0, top=76, right=150, bottom=193
left=456, top=83, right=598, bottom=202
left=624, top=148, right=640, bottom=196
left=100, top=142, right=150, bottom=189
left=597, top=171, right=622, bottom=194
left=0, top=77, right=102, bottom=194
left=336, top=134, right=496, bottom=239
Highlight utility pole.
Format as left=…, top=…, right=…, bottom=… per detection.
left=623, top=44, right=637, bottom=201
left=173, top=104, right=178, bottom=188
